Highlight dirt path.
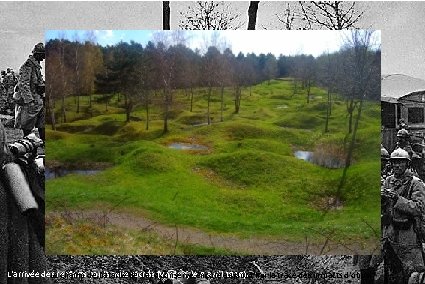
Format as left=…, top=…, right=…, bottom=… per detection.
left=48, top=210, right=378, bottom=255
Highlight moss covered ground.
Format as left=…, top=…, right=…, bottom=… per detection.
left=46, top=79, right=380, bottom=254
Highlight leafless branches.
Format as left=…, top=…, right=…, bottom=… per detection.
left=179, top=1, right=243, bottom=30
left=277, top=1, right=364, bottom=30
left=276, top=3, right=298, bottom=30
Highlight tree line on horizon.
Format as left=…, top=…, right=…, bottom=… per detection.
left=46, top=30, right=380, bottom=136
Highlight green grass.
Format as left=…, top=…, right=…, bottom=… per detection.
left=46, top=79, right=380, bottom=253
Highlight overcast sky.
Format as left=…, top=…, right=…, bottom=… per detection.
left=0, top=1, right=424, bottom=80
left=45, top=29, right=374, bottom=58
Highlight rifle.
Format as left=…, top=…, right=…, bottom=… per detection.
left=381, top=177, right=414, bottom=284
left=414, top=216, right=425, bottom=272
left=383, top=239, right=408, bottom=284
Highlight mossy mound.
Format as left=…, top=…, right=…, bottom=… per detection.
left=276, top=113, right=323, bottom=130
left=86, top=120, right=124, bottom=136
left=243, top=107, right=277, bottom=120
left=58, top=116, right=128, bottom=136
left=309, top=102, right=328, bottom=112
left=115, top=122, right=163, bottom=141
left=123, top=147, right=177, bottom=175
left=216, top=139, right=292, bottom=157
left=225, top=123, right=267, bottom=140
left=46, top=129, right=71, bottom=141
left=199, top=150, right=313, bottom=187
left=56, top=123, right=93, bottom=133
left=177, top=113, right=207, bottom=125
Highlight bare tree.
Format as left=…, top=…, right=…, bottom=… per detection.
left=58, top=38, right=68, bottom=123
left=187, top=50, right=201, bottom=113
left=334, top=30, right=380, bottom=203
left=202, top=46, right=221, bottom=125
left=290, top=54, right=313, bottom=97
left=81, top=31, right=103, bottom=111
left=298, top=1, right=364, bottom=30
left=323, top=51, right=336, bottom=132
left=132, top=78, right=150, bottom=127
left=276, top=3, right=298, bottom=30
left=218, top=48, right=233, bottom=122
left=72, top=33, right=82, bottom=114
left=264, top=53, right=278, bottom=85
left=233, top=53, right=245, bottom=114
left=163, top=1, right=171, bottom=30
left=45, top=42, right=62, bottom=130
left=247, top=1, right=260, bottom=30
left=179, top=1, right=242, bottom=30
left=301, top=55, right=315, bottom=103
left=277, top=1, right=364, bottom=30
left=152, top=32, right=175, bottom=134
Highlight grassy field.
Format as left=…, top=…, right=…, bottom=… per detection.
left=46, top=78, right=380, bottom=254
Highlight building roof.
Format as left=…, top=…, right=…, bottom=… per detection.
left=381, top=74, right=425, bottom=103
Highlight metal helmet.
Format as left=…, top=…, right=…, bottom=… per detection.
left=390, top=148, right=410, bottom=161
left=381, top=147, right=390, bottom=160
left=397, top=129, right=410, bottom=139
left=32, top=42, right=45, bottom=54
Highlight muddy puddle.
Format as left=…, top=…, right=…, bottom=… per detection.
left=168, top=143, right=209, bottom=150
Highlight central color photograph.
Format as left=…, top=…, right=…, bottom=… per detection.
left=45, top=29, right=380, bottom=255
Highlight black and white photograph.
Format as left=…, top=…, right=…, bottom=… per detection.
left=0, top=31, right=48, bottom=284
left=0, top=1, right=425, bottom=284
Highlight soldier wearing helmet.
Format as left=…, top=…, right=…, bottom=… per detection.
left=3, top=68, right=17, bottom=114
left=357, top=145, right=392, bottom=283
left=399, top=119, right=409, bottom=131
left=397, top=129, right=411, bottom=149
left=396, top=129, right=423, bottom=177
left=0, top=71, right=5, bottom=110
left=380, top=148, right=425, bottom=283
left=15, top=43, right=45, bottom=141
left=382, top=145, right=391, bottom=184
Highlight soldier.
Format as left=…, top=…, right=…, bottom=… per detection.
left=0, top=71, right=6, bottom=113
left=355, top=145, right=391, bottom=283
left=396, top=129, right=422, bottom=177
left=382, top=145, right=391, bottom=184
left=10, top=69, right=17, bottom=86
left=396, top=129, right=412, bottom=151
left=399, top=119, right=409, bottom=131
left=381, top=148, right=425, bottom=283
left=3, top=68, right=16, bottom=114
left=15, top=43, right=45, bottom=141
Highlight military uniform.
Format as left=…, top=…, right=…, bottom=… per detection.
left=15, top=53, right=44, bottom=134
left=3, top=72, right=15, bottom=94
left=395, top=130, right=423, bottom=180
left=355, top=147, right=391, bottom=283
left=0, top=75, right=6, bottom=113
left=382, top=168, right=425, bottom=283
left=3, top=71, right=16, bottom=114
left=382, top=146, right=392, bottom=185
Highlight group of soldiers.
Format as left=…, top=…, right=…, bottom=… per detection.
left=0, top=43, right=48, bottom=283
left=357, top=125, right=425, bottom=283
left=0, top=68, right=18, bottom=115
left=0, top=43, right=45, bottom=141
